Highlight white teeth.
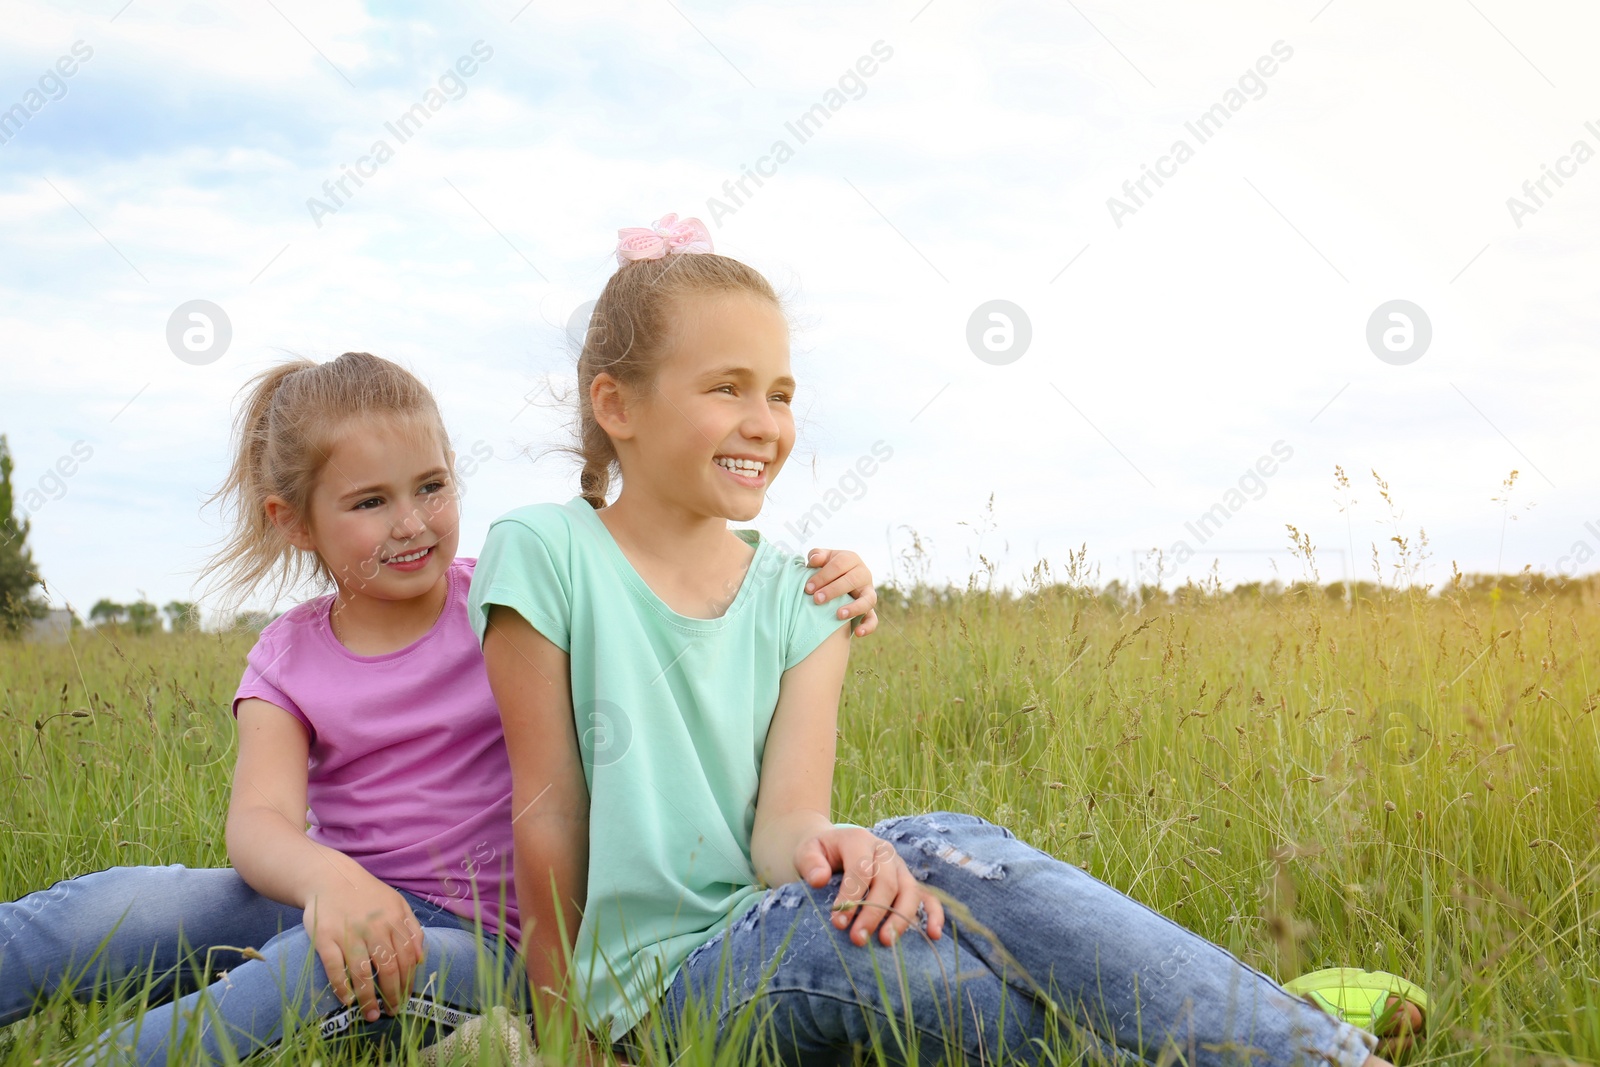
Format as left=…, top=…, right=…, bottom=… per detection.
left=715, top=457, right=766, bottom=474
left=387, top=547, right=429, bottom=563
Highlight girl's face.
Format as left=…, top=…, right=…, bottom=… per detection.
left=624, top=290, right=795, bottom=523
left=291, top=415, right=460, bottom=602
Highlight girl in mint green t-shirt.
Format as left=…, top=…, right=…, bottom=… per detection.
left=473, top=217, right=1422, bottom=1067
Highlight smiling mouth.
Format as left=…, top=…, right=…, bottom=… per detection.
left=383, top=546, right=433, bottom=564
left=714, top=457, right=767, bottom=476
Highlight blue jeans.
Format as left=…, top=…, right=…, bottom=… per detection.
left=648, top=813, right=1377, bottom=1067
left=0, top=864, right=523, bottom=1066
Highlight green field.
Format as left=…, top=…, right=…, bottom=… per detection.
left=3, top=563, right=1599, bottom=1066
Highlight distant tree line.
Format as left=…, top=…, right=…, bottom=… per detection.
left=68, top=601, right=273, bottom=635
left=877, top=571, right=1600, bottom=613
left=7, top=428, right=1596, bottom=640
left=85, top=599, right=201, bottom=633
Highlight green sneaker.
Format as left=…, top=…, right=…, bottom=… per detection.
left=1283, top=967, right=1428, bottom=1036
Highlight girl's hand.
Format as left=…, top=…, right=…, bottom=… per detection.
left=804, top=548, right=879, bottom=637
left=794, top=826, right=945, bottom=947
left=302, top=876, right=426, bottom=1022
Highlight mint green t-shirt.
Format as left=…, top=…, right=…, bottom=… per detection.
left=467, top=497, right=850, bottom=1040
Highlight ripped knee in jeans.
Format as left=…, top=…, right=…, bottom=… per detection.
left=870, top=813, right=1007, bottom=881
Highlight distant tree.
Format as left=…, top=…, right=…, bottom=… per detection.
left=0, top=436, right=46, bottom=638
left=89, top=599, right=127, bottom=627
left=232, top=610, right=273, bottom=632
left=164, top=601, right=200, bottom=632
left=875, top=585, right=908, bottom=613
left=126, top=599, right=159, bottom=634
left=1137, top=584, right=1168, bottom=607
left=1099, top=578, right=1130, bottom=607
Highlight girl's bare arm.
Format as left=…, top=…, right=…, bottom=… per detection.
left=482, top=605, right=592, bottom=1043
left=227, top=698, right=424, bottom=1020
left=750, top=626, right=945, bottom=947
left=749, top=625, right=852, bottom=887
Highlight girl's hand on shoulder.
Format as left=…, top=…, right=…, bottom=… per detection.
left=804, top=548, right=879, bottom=637
left=794, top=826, right=944, bottom=947
left=302, top=875, right=426, bottom=1023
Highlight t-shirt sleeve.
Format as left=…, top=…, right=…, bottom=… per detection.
left=468, top=510, right=573, bottom=653
left=232, top=626, right=315, bottom=740
left=780, top=550, right=853, bottom=671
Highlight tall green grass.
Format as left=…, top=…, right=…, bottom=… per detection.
left=3, top=545, right=1598, bottom=1065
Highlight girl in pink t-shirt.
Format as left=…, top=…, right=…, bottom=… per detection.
left=0, top=351, right=882, bottom=1065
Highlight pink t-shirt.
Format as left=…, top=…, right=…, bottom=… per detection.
left=232, top=557, right=520, bottom=948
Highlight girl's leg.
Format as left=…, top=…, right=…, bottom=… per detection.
left=77, top=902, right=521, bottom=1067
left=871, top=812, right=1379, bottom=1067
left=0, top=865, right=298, bottom=1026
left=648, top=875, right=1108, bottom=1067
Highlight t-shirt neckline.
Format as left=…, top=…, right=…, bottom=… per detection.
left=318, top=561, right=459, bottom=663
left=567, top=496, right=767, bottom=629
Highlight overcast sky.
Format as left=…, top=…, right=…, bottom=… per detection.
left=2, top=0, right=1596, bottom=622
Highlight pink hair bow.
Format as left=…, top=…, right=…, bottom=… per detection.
left=615, top=213, right=714, bottom=266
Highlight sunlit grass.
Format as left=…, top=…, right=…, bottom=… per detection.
left=4, top=526, right=1599, bottom=1065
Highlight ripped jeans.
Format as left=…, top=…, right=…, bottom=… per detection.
left=646, top=813, right=1376, bottom=1067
